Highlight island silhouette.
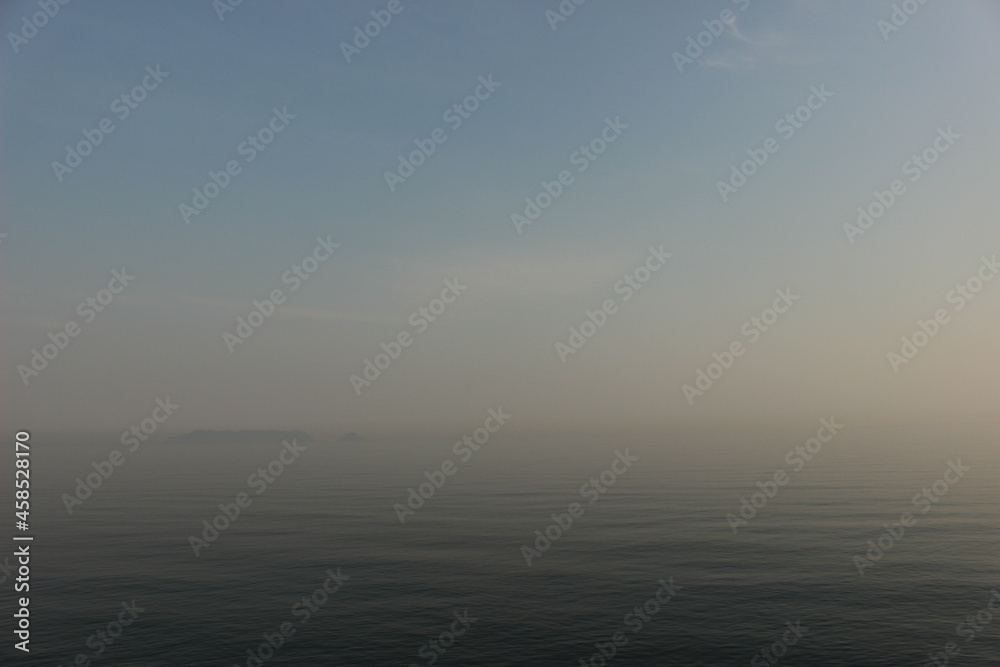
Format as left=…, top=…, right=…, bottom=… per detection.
left=163, top=429, right=313, bottom=444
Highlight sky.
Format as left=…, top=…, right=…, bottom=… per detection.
left=2, top=0, right=999, bottom=439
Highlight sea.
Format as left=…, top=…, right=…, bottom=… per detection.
left=6, top=422, right=998, bottom=666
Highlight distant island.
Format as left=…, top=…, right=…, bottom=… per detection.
left=337, top=432, right=367, bottom=442
left=164, top=429, right=313, bottom=444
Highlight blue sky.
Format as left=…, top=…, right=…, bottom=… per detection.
left=2, top=0, right=999, bottom=437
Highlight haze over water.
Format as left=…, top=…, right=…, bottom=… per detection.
left=2, top=1, right=999, bottom=665
left=13, top=424, right=1000, bottom=665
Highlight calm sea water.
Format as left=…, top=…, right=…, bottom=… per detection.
left=8, top=425, right=999, bottom=665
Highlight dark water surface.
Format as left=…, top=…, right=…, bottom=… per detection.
left=8, top=425, right=999, bottom=665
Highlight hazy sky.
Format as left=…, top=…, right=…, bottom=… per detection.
left=2, top=0, right=999, bottom=438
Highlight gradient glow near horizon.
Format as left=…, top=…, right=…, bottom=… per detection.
left=2, top=0, right=999, bottom=437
